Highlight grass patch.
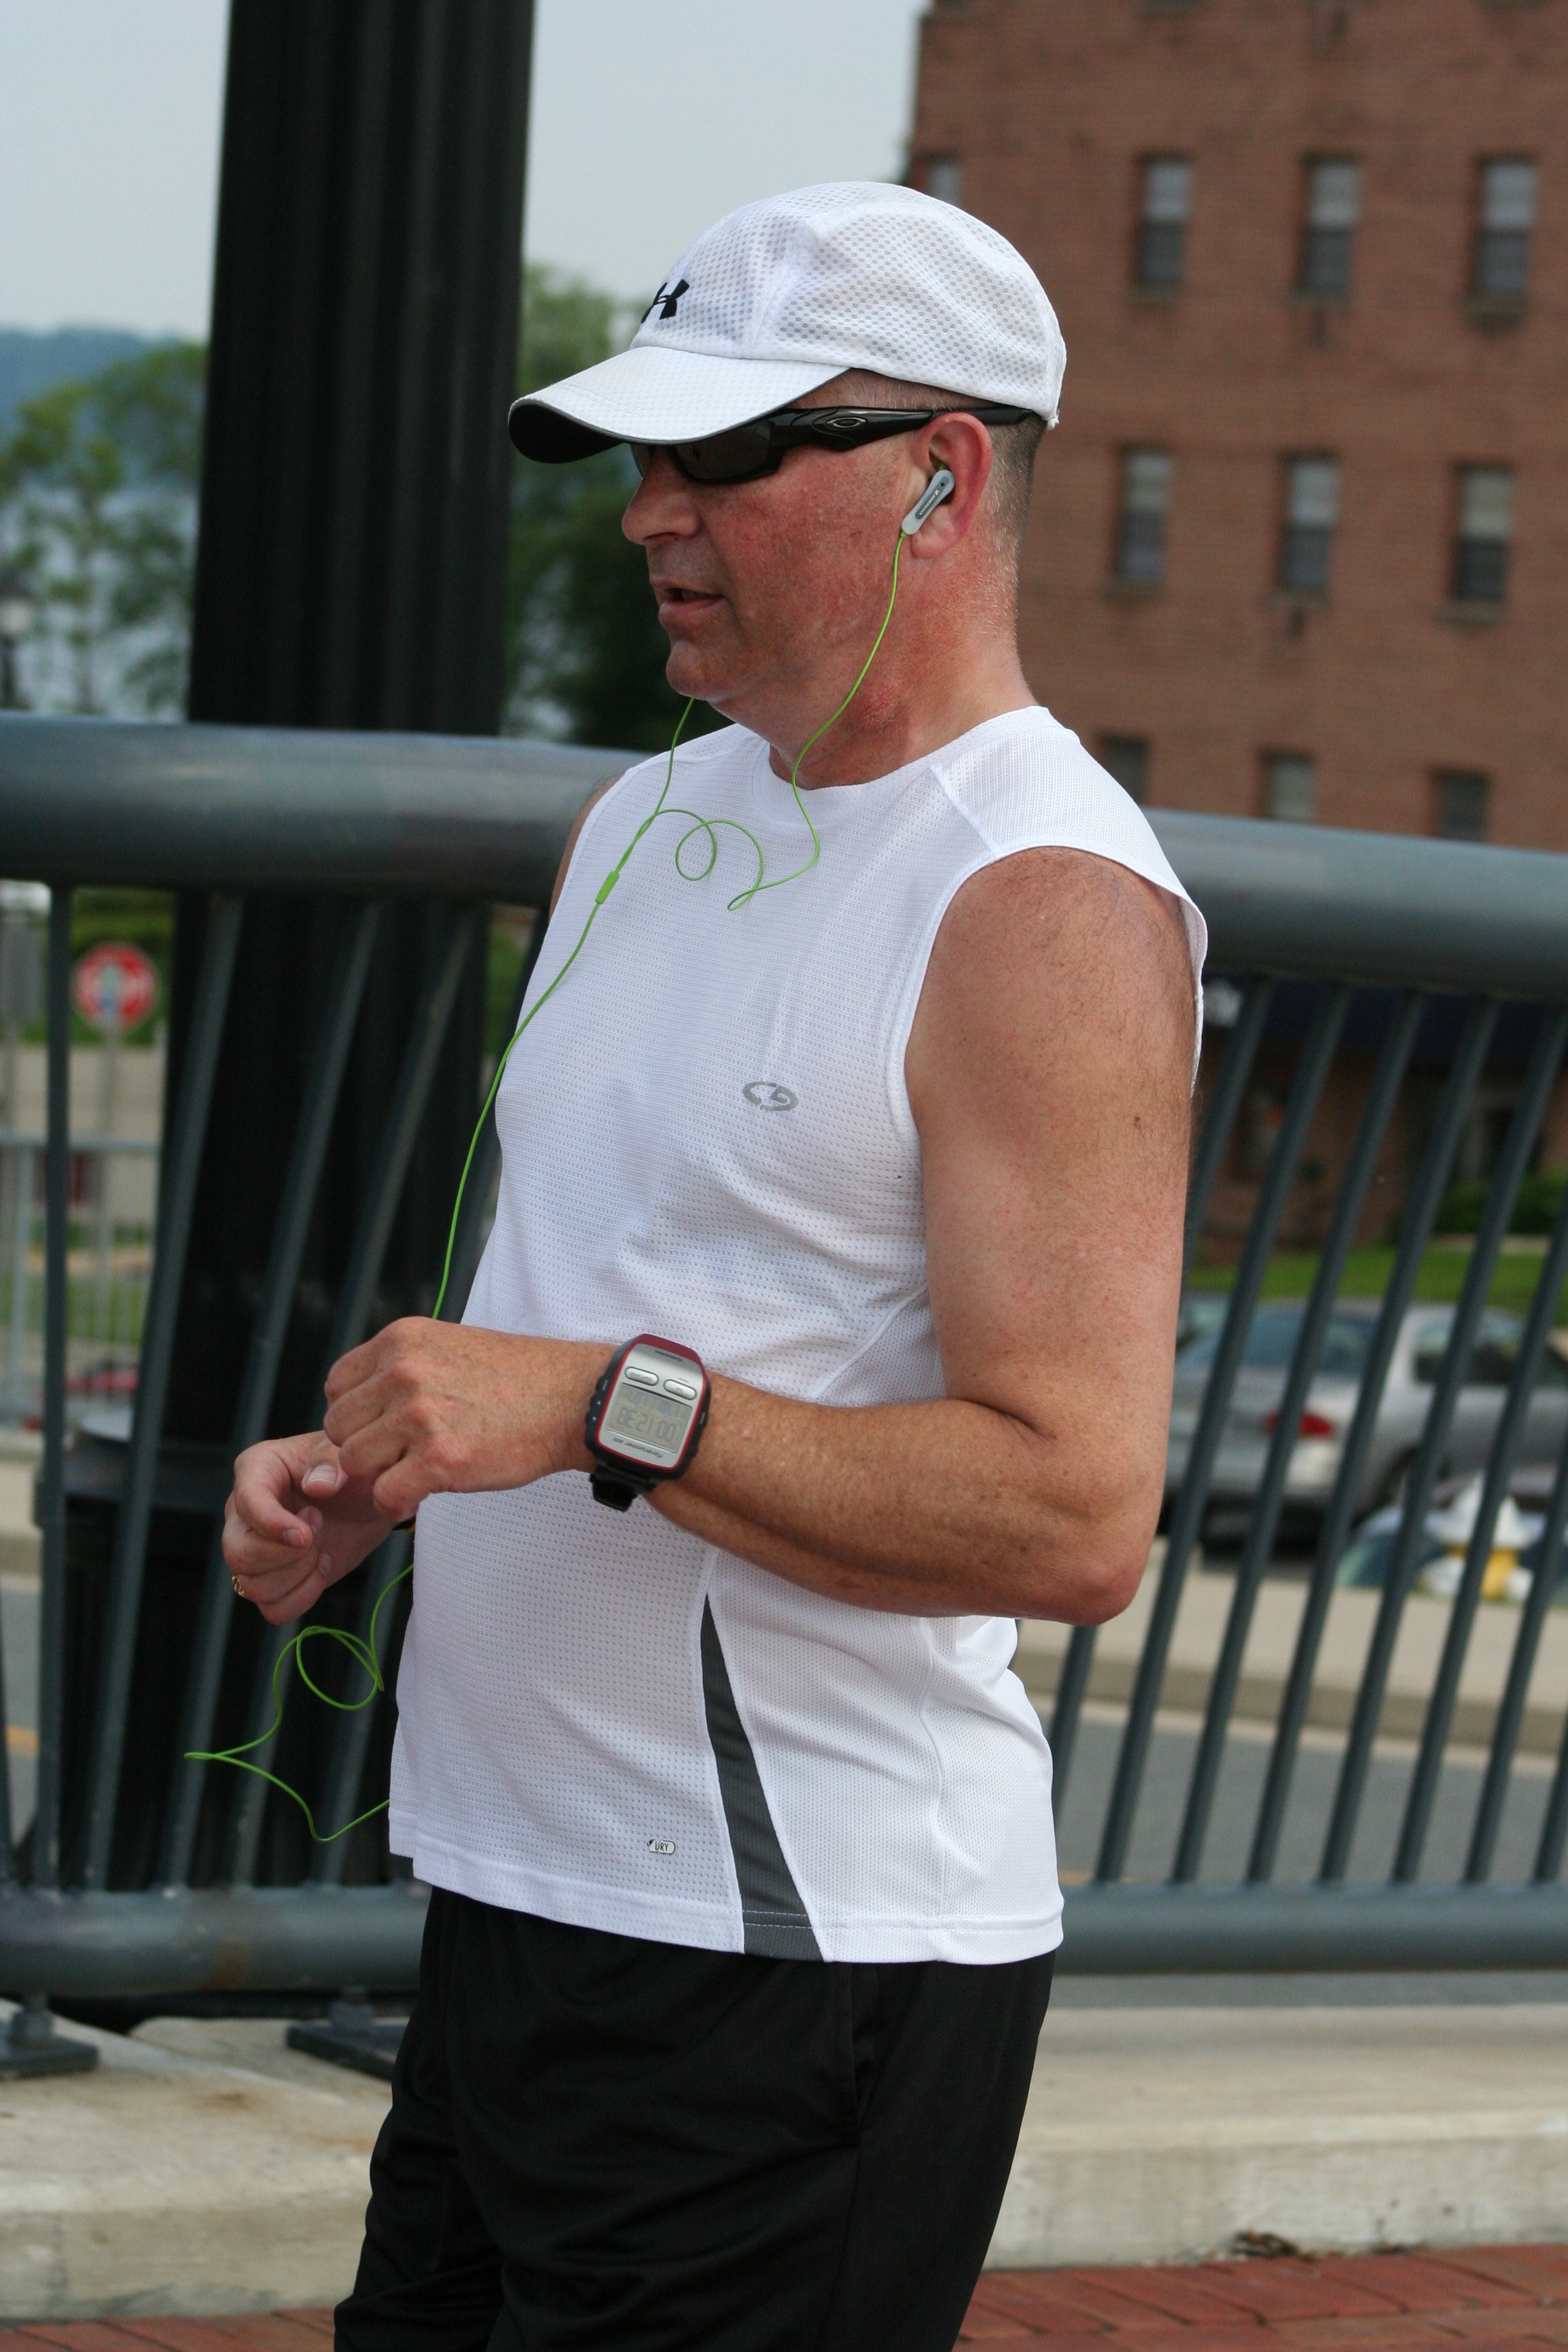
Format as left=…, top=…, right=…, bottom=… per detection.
left=1188, top=1245, right=1568, bottom=1322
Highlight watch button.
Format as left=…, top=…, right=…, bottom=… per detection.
left=662, top=1377, right=698, bottom=1399
left=623, top=1366, right=661, bottom=1388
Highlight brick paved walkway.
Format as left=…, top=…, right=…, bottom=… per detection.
left=1, top=2250, right=1566, bottom=2350
left=962, top=2248, right=1568, bottom=2347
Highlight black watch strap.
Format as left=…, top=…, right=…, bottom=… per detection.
left=589, top=1464, right=657, bottom=1512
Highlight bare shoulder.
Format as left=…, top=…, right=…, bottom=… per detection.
left=549, top=776, right=623, bottom=915
left=906, top=847, right=1195, bottom=1122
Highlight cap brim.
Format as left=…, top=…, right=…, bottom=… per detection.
left=508, top=346, right=843, bottom=461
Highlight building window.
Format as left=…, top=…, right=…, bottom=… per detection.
left=1278, top=457, right=1340, bottom=594
left=1100, top=736, right=1150, bottom=802
left=1298, top=159, right=1360, bottom=299
left=1452, top=466, right=1513, bottom=604
left=1473, top=159, right=1536, bottom=299
left=1115, top=449, right=1173, bottom=583
left=1434, top=770, right=1490, bottom=842
left=1135, top=158, right=1192, bottom=291
left=1264, top=754, right=1317, bottom=823
left=925, top=155, right=963, bottom=206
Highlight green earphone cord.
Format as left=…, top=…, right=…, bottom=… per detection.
left=190, top=532, right=909, bottom=1842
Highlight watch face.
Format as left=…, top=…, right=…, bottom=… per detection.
left=596, top=1341, right=704, bottom=1471
left=602, top=1384, right=694, bottom=1467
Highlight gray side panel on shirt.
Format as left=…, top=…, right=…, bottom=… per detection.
left=700, top=1599, right=823, bottom=1960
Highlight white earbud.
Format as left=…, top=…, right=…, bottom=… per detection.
left=901, top=467, right=956, bottom=537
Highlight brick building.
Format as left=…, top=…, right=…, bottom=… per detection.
left=909, top=0, right=1568, bottom=853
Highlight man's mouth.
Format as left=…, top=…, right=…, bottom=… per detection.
left=654, top=583, right=723, bottom=621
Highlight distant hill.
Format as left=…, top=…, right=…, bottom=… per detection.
left=0, top=326, right=163, bottom=432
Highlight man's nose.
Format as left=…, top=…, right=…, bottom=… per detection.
left=622, top=451, right=701, bottom=544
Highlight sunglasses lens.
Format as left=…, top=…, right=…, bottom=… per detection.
left=674, top=421, right=777, bottom=483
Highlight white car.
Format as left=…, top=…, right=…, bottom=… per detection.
left=1167, top=1301, right=1568, bottom=1529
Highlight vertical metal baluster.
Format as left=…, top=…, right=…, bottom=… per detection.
left=1047, top=1627, right=1096, bottom=1809
left=5, top=1143, right=31, bottom=1412
left=80, top=894, right=246, bottom=1891
left=1532, top=1626, right=1568, bottom=1883
left=1045, top=979, right=1273, bottom=1818
left=1098, top=983, right=1339, bottom=1882
left=1171, top=985, right=1361, bottom=1880
left=1319, top=1000, right=1509, bottom=1882
left=159, top=902, right=383, bottom=1887
left=328, top=905, right=480, bottom=1369
left=1468, top=1213, right=1568, bottom=1882
left=437, top=907, right=544, bottom=1323
left=223, top=906, right=480, bottom=1884
left=1392, top=1009, right=1568, bottom=1882
left=1244, top=994, right=1426, bottom=1880
left=32, top=892, right=74, bottom=1893
left=310, top=1527, right=412, bottom=1884
left=1184, top=979, right=1275, bottom=1273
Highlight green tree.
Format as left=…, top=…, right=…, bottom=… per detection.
left=0, top=342, right=203, bottom=715
left=507, top=266, right=722, bottom=753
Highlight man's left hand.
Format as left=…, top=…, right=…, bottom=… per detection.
left=318, top=1320, right=602, bottom=1522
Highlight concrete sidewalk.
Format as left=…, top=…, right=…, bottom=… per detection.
left=996, top=2000, right=1568, bottom=2272
left=4, top=1995, right=1568, bottom=2319
left=0, top=2006, right=388, bottom=2319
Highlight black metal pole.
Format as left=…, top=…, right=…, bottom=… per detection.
left=62, top=0, right=534, bottom=1897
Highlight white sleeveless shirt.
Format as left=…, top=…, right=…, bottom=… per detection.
left=390, top=708, right=1205, bottom=1964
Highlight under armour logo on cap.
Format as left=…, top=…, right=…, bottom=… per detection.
left=641, top=278, right=690, bottom=324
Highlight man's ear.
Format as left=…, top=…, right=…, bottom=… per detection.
left=904, top=413, right=993, bottom=559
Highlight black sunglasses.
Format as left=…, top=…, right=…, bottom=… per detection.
left=630, top=403, right=1033, bottom=487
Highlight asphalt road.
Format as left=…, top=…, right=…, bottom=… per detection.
left=1051, top=1705, right=1558, bottom=1891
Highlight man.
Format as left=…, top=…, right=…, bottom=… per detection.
left=225, top=183, right=1205, bottom=2349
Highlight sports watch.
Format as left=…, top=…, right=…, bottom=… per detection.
left=585, top=1336, right=710, bottom=1511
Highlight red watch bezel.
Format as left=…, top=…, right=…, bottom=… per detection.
left=585, top=1335, right=710, bottom=1483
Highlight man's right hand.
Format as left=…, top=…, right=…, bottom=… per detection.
left=223, top=1433, right=395, bottom=1627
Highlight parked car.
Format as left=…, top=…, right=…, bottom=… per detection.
left=1166, top=1301, right=1568, bottom=1529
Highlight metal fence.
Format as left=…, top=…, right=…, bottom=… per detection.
left=1, top=1134, right=158, bottom=1426
left=0, top=710, right=1566, bottom=2002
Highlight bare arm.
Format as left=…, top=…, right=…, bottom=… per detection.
left=645, top=848, right=1195, bottom=1619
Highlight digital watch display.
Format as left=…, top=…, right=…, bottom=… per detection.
left=585, top=1336, right=710, bottom=1511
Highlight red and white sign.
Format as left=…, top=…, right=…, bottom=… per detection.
left=72, top=943, right=160, bottom=1036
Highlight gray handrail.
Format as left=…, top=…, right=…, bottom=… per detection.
left=2, top=714, right=1567, bottom=998
left=0, top=714, right=623, bottom=904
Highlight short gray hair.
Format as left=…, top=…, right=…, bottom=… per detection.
left=826, top=370, right=1047, bottom=569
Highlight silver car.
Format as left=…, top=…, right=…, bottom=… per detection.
left=1167, top=1300, right=1568, bottom=1526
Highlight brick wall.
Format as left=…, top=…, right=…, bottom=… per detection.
left=910, top=0, right=1568, bottom=849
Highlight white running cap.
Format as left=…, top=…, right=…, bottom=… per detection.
left=510, top=181, right=1066, bottom=463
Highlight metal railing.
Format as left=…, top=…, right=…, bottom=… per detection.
left=0, top=710, right=1565, bottom=1997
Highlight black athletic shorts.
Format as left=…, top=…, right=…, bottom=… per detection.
left=336, top=1887, right=1054, bottom=2352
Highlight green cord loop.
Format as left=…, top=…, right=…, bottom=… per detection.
left=185, top=1558, right=414, bottom=1843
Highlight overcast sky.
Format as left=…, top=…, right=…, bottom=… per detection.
left=0, top=0, right=927, bottom=336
